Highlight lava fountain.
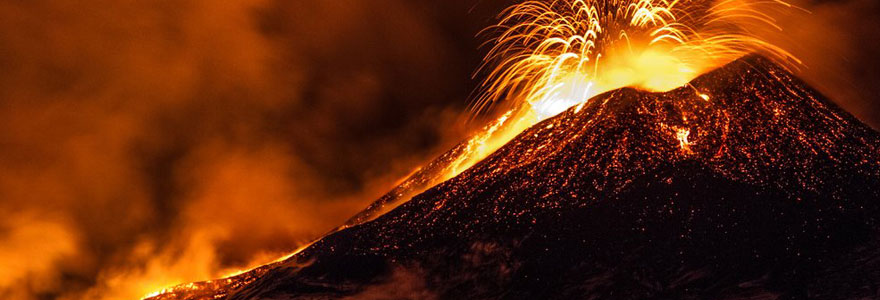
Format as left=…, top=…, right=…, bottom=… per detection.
left=476, top=0, right=799, bottom=119
left=361, top=0, right=804, bottom=223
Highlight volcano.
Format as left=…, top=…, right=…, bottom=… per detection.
left=148, top=55, right=880, bottom=299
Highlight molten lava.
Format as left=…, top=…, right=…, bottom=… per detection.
left=475, top=0, right=798, bottom=117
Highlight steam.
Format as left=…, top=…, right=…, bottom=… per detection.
left=0, top=213, right=78, bottom=299
left=0, top=1, right=469, bottom=299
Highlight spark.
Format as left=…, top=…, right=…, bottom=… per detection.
left=699, top=93, right=711, bottom=101
left=676, top=127, right=694, bottom=153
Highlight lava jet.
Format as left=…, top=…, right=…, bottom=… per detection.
left=147, top=54, right=880, bottom=300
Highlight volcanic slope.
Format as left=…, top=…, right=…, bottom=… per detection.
left=150, top=55, right=880, bottom=300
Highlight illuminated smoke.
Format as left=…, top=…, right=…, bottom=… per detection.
left=0, top=1, right=470, bottom=299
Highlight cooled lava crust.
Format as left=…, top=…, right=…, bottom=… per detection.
left=150, top=55, right=880, bottom=300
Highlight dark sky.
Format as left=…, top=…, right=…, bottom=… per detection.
left=0, top=1, right=877, bottom=299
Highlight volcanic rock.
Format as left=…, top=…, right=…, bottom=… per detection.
left=151, top=55, right=880, bottom=300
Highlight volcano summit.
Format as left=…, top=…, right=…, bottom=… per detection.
left=148, top=55, right=880, bottom=299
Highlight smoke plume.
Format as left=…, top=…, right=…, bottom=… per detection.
left=0, top=1, right=476, bottom=299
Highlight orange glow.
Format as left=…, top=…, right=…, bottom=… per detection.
left=676, top=127, right=694, bottom=153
